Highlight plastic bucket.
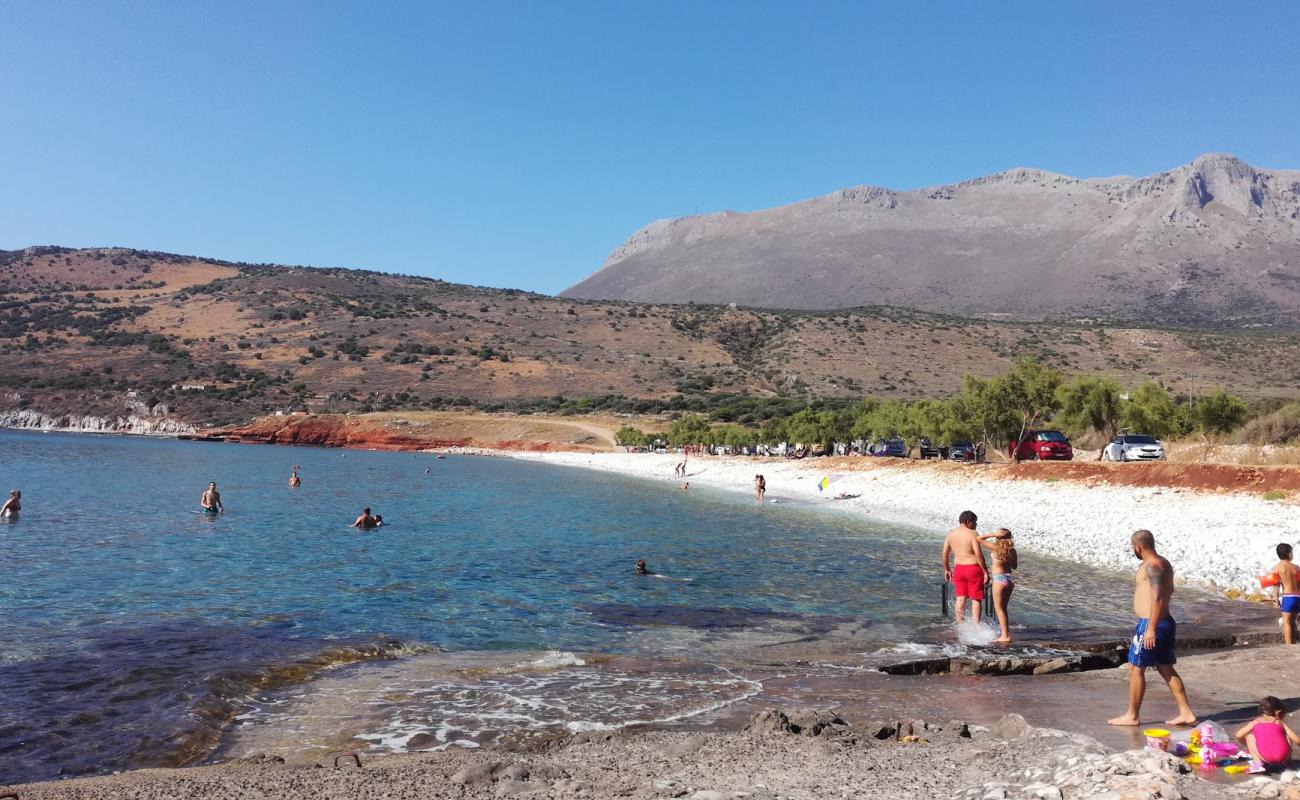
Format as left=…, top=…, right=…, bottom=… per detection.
left=1144, top=728, right=1171, bottom=751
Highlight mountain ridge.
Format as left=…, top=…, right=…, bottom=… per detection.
left=563, top=154, right=1300, bottom=323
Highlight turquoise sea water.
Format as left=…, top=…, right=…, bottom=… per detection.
left=0, top=430, right=1165, bottom=783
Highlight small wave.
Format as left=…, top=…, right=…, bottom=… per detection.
left=523, top=650, right=587, bottom=669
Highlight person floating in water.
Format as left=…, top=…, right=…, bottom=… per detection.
left=1269, top=543, right=1299, bottom=645
left=373, top=514, right=384, bottom=527
left=941, top=510, right=988, bottom=624
left=200, top=482, right=223, bottom=515
left=681, top=482, right=689, bottom=491
left=1108, top=529, right=1196, bottom=728
left=425, top=467, right=431, bottom=475
left=635, top=559, right=654, bottom=575
left=352, top=507, right=378, bottom=530
left=1, top=489, right=20, bottom=519
left=288, top=470, right=301, bottom=487
left=754, top=474, right=766, bottom=502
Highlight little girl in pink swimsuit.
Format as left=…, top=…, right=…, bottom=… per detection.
left=1236, top=696, right=1300, bottom=770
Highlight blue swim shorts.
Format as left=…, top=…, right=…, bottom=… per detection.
left=1280, top=595, right=1300, bottom=614
left=1128, top=618, right=1177, bottom=668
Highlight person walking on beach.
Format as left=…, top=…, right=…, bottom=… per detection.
left=1, top=489, right=20, bottom=519
left=1268, top=543, right=1299, bottom=645
left=754, top=474, right=766, bottom=502
left=200, top=482, right=223, bottom=515
left=978, top=528, right=1018, bottom=643
left=1108, top=529, right=1196, bottom=727
left=942, top=510, right=989, bottom=624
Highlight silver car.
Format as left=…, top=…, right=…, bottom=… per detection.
left=1102, top=434, right=1166, bottom=462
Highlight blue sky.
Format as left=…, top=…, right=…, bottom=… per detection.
left=2, top=1, right=1297, bottom=293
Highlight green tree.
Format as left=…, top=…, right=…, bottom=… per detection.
left=1190, top=388, right=1248, bottom=437
left=1055, top=375, right=1123, bottom=440
left=614, top=426, right=649, bottom=447
left=1121, top=381, right=1180, bottom=438
left=951, top=375, right=1014, bottom=453
left=786, top=408, right=838, bottom=449
left=998, top=357, right=1063, bottom=458
left=666, top=414, right=711, bottom=445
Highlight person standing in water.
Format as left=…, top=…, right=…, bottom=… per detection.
left=1, top=489, right=20, bottom=518
left=979, top=528, right=1018, bottom=644
left=288, top=470, right=301, bottom=487
left=352, top=507, right=378, bottom=530
left=635, top=559, right=655, bottom=576
left=941, top=510, right=989, bottom=624
left=200, top=482, right=223, bottom=515
left=754, top=474, right=766, bottom=502
left=1108, top=529, right=1196, bottom=727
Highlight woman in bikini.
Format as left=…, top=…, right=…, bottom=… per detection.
left=979, top=528, right=1018, bottom=644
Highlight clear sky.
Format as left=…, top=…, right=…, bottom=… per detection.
left=2, top=2, right=1298, bottom=293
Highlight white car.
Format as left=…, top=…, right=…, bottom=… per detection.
left=1102, top=434, right=1166, bottom=462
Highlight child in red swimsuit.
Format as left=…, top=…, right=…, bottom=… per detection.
left=1236, top=696, right=1300, bottom=770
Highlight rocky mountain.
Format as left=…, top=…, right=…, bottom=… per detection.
left=563, top=154, right=1300, bottom=326
left=3, top=246, right=1300, bottom=429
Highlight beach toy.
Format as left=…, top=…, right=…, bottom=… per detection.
left=1261, top=573, right=1281, bottom=588
left=1223, top=764, right=1248, bottom=775
left=1207, top=741, right=1240, bottom=759
left=1143, top=728, right=1171, bottom=751
left=1172, top=741, right=1190, bottom=757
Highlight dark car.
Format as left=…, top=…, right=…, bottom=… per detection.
left=1009, top=429, right=1074, bottom=461
left=918, top=437, right=941, bottom=459
left=947, top=441, right=979, bottom=462
left=871, top=437, right=907, bottom=457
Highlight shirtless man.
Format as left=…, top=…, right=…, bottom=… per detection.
left=1108, top=530, right=1196, bottom=727
left=352, top=507, right=378, bottom=530
left=288, top=470, right=301, bottom=487
left=941, top=510, right=989, bottom=624
left=1269, top=543, right=1300, bottom=644
left=200, top=482, right=223, bottom=515
left=1, top=489, right=20, bottom=518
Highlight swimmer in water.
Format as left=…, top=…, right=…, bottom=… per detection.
left=681, top=482, right=689, bottom=491
left=288, top=470, right=301, bottom=487
left=1, top=489, right=20, bottom=518
left=373, top=514, right=384, bottom=527
left=352, top=507, right=378, bottom=530
left=636, top=559, right=654, bottom=575
left=200, top=482, right=223, bottom=515
left=425, top=467, right=431, bottom=475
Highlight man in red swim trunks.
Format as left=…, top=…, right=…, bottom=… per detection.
left=942, top=510, right=990, bottom=624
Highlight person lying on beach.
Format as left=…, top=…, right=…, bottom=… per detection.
left=978, top=528, right=1018, bottom=644
left=288, top=471, right=301, bottom=487
left=1235, top=696, right=1300, bottom=770
left=1270, top=544, right=1299, bottom=645
left=351, top=507, right=378, bottom=530
left=941, top=510, right=989, bottom=624
left=200, top=483, right=223, bottom=515
left=1108, top=529, right=1196, bottom=728
left=1, top=489, right=20, bottom=518
left=635, top=559, right=654, bottom=576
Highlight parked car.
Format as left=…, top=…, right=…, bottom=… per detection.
left=1009, top=430, right=1073, bottom=461
left=947, top=441, right=980, bottom=462
left=871, top=437, right=908, bottom=457
left=918, top=437, right=941, bottom=459
left=1102, top=433, right=1166, bottom=462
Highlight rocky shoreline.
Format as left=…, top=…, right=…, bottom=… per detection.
left=4, top=706, right=1282, bottom=800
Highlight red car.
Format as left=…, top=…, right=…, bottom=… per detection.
left=1009, top=429, right=1073, bottom=461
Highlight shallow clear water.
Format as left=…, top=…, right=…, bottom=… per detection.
left=0, top=429, right=1184, bottom=782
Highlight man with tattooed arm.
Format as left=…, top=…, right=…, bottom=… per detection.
left=1108, top=529, right=1197, bottom=727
